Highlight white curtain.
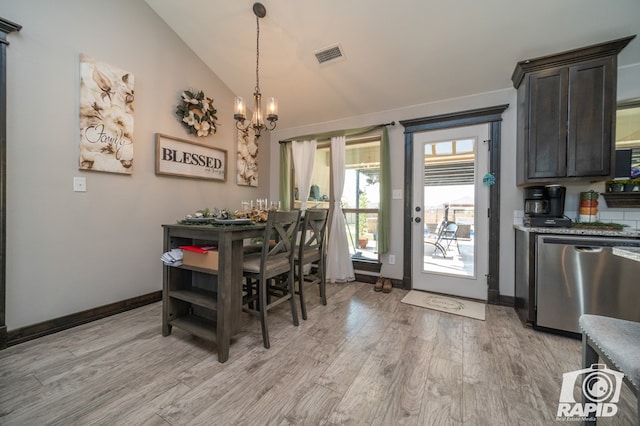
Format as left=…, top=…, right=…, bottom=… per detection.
left=326, top=136, right=355, bottom=283
left=291, top=140, right=317, bottom=211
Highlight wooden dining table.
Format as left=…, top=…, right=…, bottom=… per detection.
left=162, top=222, right=266, bottom=362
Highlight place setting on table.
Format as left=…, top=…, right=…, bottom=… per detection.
left=177, top=199, right=281, bottom=226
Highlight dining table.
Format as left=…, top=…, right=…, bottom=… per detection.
left=162, top=221, right=266, bottom=362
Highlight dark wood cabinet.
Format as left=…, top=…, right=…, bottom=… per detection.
left=523, top=66, right=567, bottom=180
left=512, top=35, right=635, bottom=186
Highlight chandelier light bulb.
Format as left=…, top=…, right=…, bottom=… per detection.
left=267, top=97, right=278, bottom=120
left=234, top=97, right=246, bottom=121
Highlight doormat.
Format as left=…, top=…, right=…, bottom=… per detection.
left=401, top=290, right=486, bottom=321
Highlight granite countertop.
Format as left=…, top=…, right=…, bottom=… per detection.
left=514, top=224, right=640, bottom=238
left=612, top=247, right=640, bottom=262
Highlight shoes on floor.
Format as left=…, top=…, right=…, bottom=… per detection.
left=382, top=278, right=392, bottom=293
left=374, top=276, right=384, bottom=292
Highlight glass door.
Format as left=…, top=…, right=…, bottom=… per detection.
left=411, top=124, right=489, bottom=300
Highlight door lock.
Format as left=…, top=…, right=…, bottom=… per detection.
left=415, top=217, right=421, bottom=223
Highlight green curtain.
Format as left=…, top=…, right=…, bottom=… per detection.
left=279, top=123, right=391, bottom=254
left=377, top=127, right=390, bottom=254
left=279, top=143, right=291, bottom=211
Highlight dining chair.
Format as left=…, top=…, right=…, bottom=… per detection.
left=295, top=208, right=329, bottom=320
left=242, top=210, right=301, bottom=349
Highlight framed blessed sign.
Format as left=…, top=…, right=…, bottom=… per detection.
left=155, top=134, right=227, bottom=181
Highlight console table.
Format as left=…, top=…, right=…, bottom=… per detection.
left=162, top=223, right=265, bottom=362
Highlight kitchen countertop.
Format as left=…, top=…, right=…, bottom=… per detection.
left=612, top=247, right=640, bottom=262
left=514, top=224, right=640, bottom=238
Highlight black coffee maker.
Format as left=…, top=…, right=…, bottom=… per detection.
left=523, top=184, right=571, bottom=227
left=546, top=184, right=566, bottom=218
left=524, top=186, right=549, bottom=216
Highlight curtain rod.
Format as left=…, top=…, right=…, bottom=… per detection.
left=278, top=121, right=395, bottom=144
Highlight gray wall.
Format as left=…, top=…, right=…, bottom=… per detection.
left=269, top=65, right=640, bottom=299
left=3, top=0, right=266, bottom=328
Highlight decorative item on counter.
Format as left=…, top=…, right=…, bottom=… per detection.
left=605, top=179, right=640, bottom=193
left=571, top=221, right=627, bottom=231
left=578, top=190, right=599, bottom=223
left=175, top=90, right=218, bottom=137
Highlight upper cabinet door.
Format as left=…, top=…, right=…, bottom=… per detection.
left=527, top=67, right=568, bottom=180
left=566, top=57, right=615, bottom=178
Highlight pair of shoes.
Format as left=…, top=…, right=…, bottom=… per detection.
left=382, top=278, right=392, bottom=293
left=374, top=276, right=384, bottom=292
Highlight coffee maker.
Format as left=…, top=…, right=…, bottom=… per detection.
left=546, top=184, right=567, bottom=218
left=523, top=186, right=549, bottom=216
left=523, top=184, right=571, bottom=227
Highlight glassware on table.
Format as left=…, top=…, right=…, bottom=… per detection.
left=256, top=198, right=268, bottom=211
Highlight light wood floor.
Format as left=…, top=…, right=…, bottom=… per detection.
left=0, top=281, right=637, bottom=425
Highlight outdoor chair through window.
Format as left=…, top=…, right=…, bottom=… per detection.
left=425, top=220, right=459, bottom=257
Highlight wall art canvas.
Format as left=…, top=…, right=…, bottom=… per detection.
left=79, top=54, right=135, bottom=174
left=156, top=134, right=227, bottom=181
left=237, top=127, right=259, bottom=186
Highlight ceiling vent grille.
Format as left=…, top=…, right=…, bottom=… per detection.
left=314, top=44, right=344, bottom=65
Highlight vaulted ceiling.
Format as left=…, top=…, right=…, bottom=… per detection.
left=145, top=0, right=640, bottom=130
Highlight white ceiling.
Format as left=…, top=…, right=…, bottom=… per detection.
left=145, top=0, right=640, bottom=130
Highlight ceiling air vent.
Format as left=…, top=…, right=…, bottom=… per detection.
left=314, top=44, right=345, bottom=65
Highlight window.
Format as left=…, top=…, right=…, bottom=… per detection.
left=291, top=137, right=381, bottom=262
left=615, top=100, right=640, bottom=179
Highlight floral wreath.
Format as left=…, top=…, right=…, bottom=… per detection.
left=175, top=90, right=218, bottom=137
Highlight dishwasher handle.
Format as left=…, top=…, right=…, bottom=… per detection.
left=574, top=246, right=604, bottom=253
left=539, top=235, right=640, bottom=248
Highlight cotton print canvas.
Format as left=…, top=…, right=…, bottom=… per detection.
left=237, top=127, right=259, bottom=186
left=79, top=54, right=135, bottom=174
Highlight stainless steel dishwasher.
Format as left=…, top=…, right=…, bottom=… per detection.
left=536, top=234, right=640, bottom=334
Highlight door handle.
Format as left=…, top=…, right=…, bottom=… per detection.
left=414, top=217, right=421, bottom=223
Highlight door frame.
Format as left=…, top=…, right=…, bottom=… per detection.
left=0, top=17, right=22, bottom=349
left=400, top=104, right=509, bottom=304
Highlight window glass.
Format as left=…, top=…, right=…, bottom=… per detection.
left=615, top=103, right=640, bottom=179
left=455, top=139, right=474, bottom=153
left=291, top=137, right=381, bottom=261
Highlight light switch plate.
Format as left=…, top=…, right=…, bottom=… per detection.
left=392, top=189, right=403, bottom=199
left=73, top=176, right=87, bottom=192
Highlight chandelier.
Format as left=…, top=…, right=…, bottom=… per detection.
left=234, top=2, right=278, bottom=138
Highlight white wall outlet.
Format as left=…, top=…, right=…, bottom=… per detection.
left=388, top=254, right=396, bottom=264
left=392, top=189, right=403, bottom=199
left=73, top=176, right=87, bottom=192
